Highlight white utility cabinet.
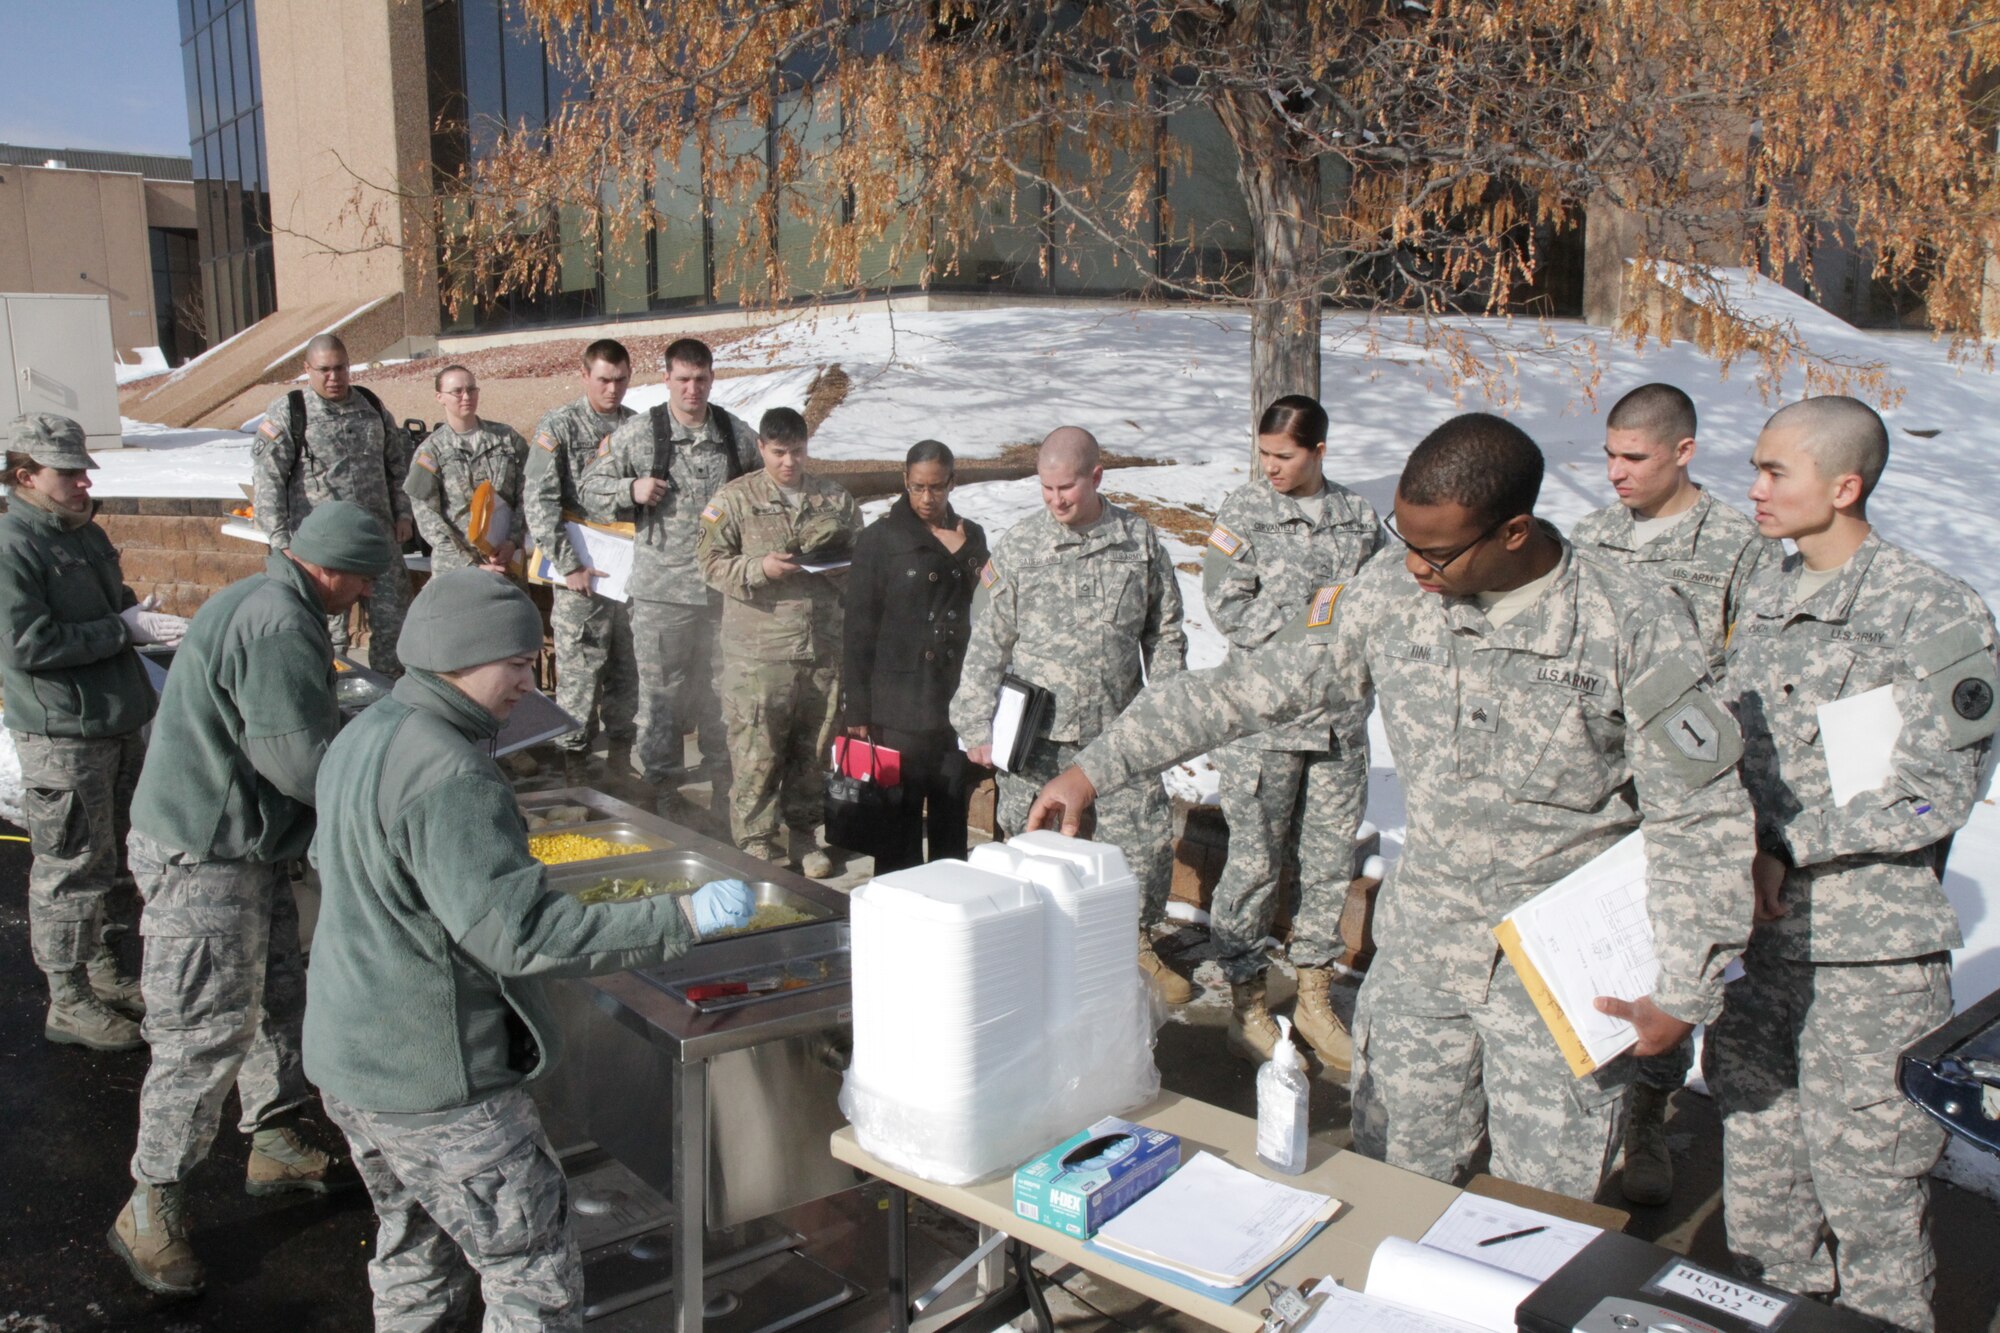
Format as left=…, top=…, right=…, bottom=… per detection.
left=0, top=293, right=124, bottom=451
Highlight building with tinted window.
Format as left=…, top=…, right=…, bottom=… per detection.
left=178, top=0, right=274, bottom=346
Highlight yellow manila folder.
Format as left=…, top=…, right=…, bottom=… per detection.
left=1493, top=919, right=1599, bottom=1079
left=1491, top=830, right=1656, bottom=1080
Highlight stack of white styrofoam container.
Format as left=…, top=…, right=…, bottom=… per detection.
left=844, top=861, right=1047, bottom=1183
left=844, top=833, right=1156, bottom=1185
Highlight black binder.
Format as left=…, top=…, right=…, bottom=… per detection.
left=991, top=673, right=1053, bottom=773
left=1516, top=1230, right=1885, bottom=1332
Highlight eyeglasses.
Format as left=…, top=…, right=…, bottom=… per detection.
left=1382, top=512, right=1507, bottom=575
left=907, top=482, right=952, bottom=496
left=440, top=386, right=478, bottom=396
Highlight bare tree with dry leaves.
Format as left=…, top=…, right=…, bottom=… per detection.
left=433, top=0, right=2000, bottom=419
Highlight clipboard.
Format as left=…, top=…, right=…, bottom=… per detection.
left=1493, top=918, right=1599, bottom=1078
left=991, top=673, right=1053, bottom=773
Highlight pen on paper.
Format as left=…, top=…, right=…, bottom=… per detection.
left=1477, top=1225, right=1548, bottom=1247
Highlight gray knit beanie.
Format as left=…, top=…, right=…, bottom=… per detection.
left=397, top=569, right=544, bottom=672
left=289, top=501, right=396, bottom=575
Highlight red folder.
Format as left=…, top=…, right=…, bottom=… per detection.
left=831, top=737, right=902, bottom=786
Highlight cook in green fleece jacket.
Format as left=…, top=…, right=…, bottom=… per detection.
left=111, top=501, right=398, bottom=1301
left=303, top=569, right=752, bottom=1331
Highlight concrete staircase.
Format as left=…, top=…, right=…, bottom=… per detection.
left=94, top=499, right=265, bottom=617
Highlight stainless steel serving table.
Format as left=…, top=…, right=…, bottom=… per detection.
left=526, top=789, right=863, bottom=1332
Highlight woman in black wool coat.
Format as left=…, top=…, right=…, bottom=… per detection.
left=841, top=440, right=990, bottom=871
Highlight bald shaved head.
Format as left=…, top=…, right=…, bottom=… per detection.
left=305, top=333, right=349, bottom=362
left=1038, top=426, right=1101, bottom=474
left=1037, top=426, right=1105, bottom=528
left=1763, top=396, right=1890, bottom=500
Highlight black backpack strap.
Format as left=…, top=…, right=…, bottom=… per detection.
left=649, top=403, right=681, bottom=487
left=287, top=389, right=307, bottom=464
left=721, top=406, right=751, bottom=480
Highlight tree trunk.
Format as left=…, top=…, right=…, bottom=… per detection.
left=1215, top=90, right=1323, bottom=452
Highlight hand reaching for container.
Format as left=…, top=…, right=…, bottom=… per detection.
left=685, top=878, right=756, bottom=937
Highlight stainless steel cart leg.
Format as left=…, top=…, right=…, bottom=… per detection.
left=888, top=1185, right=911, bottom=1333
left=674, top=1055, right=708, bottom=1333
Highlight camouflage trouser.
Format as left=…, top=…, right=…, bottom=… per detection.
left=550, top=585, right=637, bottom=754
left=127, top=832, right=309, bottom=1185
left=1350, top=953, right=1629, bottom=1201
left=324, top=1087, right=581, bottom=1333
left=997, top=737, right=1173, bottom=929
left=1211, top=735, right=1367, bottom=984
left=332, top=557, right=413, bottom=679
left=1706, top=945, right=1951, bottom=1331
left=14, top=729, right=144, bottom=976
left=721, top=658, right=838, bottom=862
left=631, top=598, right=725, bottom=783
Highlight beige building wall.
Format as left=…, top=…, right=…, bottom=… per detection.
left=0, top=164, right=165, bottom=354
left=256, top=0, right=438, bottom=342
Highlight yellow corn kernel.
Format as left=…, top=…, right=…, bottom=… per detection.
left=528, top=833, right=650, bottom=865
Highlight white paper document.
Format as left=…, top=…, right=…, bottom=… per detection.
left=1500, top=831, right=1658, bottom=1070
left=990, top=683, right=1032, bottom=774
left=1416, top=1193, right=1599, bottom=1282
left=798, top=557, right=852, bottom=574
left=1819, top=684, right=1902, bottom=807
left=1298, top=1279, right=1490, bottom=1333
left=1365, top=1237, right=1538, bottom=1333
left=1090, top=1151, right=1340, bottom=1288
left=481, top=495, right=515, bottom=551
left=562, top=521, right=634, bottom=603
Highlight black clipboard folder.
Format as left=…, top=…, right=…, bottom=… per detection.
left=991, top=673, right=1054, bottom=773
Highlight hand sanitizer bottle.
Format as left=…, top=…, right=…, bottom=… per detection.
left=1256, top=1016, right=1310, bottom=1174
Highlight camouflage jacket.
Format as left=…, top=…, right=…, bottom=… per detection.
left=253, top=389, right=412, bottom=549
left=522, top=398, right=633, bottom=577
left=1203, top=476, right=1382, bottom=749
left=404, top=419, right=530, bottom=574
left=1074, top=534, right=1754, bottom=1024
left=579, top=402, right=759, bottom=605
left=697, top=468, right=861, bottom=663
left=1570, top=488, right=1776, bottom=675
left=950, top=503, right=1187, bottom=748
left=1723, top=531, right=2000, bottom=962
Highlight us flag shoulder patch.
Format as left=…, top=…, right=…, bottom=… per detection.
left=1207, top=525, right=1244, bottom=557
left=596, top=434, right=612, bottom=458
left=534, top=432, right=557, bottom=453
left=700, top=502, right=723, bottom=522
left=1306, top=583, right=1343, bottom=628
left=979, top=560, right=999, bottom=589
left=258, top=418, right=281, bottom=440
left=413, top=451, right=438, bottom=473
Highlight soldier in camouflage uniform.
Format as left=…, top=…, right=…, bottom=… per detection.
left=1707, top=398, right=1998, bottom=1331
left=253, top=333, right=415, bottom=675
left=0, top=414, right=183, bottom=1050
left=1032, top=414, right=1755, bottom=1202
left=697, top=408, right=860, bottom=876
left=524, top=341, right=639, bottom=766
left=1569, top=382, right=1777, bottom=1207
left=580, top=338, right=759, bottom=796
left=949, top=427, right=1191, bottom=1001
left=1204, top=396, right=1382, bottom=1068
left=404, top=365, right=530, bottom=575
left=109, top=503, right=394, bottom=1298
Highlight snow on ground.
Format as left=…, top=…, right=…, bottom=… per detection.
left=114, top=347, right=169, bottom=386
left=33, top=284, right=2000, bottom=1191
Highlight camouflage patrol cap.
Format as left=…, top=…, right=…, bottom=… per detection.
left=793, top=509, right=853, bottom=562
left=8, top=413, right=98, bottom=471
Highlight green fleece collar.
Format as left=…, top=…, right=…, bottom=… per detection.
left=393, top=668, right=503, bottom=742
left=264, top=551, right=329, bottom=614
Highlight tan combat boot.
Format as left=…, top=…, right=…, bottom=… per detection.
left=246, top=1124, right=361, bottom=1197
left=1292, top=967, right=1353, bottom=1075
left=87, top=946, right=146, bottom=1017
left=45, top=970, right=144, bottom=1052
left=1226, top=980, right=1283, bottom=1063
left=1620, top=1083, right=1675, bottom=1206
left=1137, top=932, right=1194, bottom=1006
left=109, top=1182, right=204, bottom=1296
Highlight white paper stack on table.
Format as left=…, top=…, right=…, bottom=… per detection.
left=1294, top=1193, right=1600, bottom=1332
left=843, top=862, right=1049, bottom=1183
left=1089, top=1151, right=1341, bottom=1289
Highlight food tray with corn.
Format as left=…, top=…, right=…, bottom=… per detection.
left=546, top=848, right=834, bottom=938
left=527, top=820, right=667, bottom=866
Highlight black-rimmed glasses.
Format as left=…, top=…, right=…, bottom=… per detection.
left=1382, top=512, right=1507, bottom=575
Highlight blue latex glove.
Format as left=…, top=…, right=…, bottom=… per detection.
left=688, top=878, right=755, bottom=936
